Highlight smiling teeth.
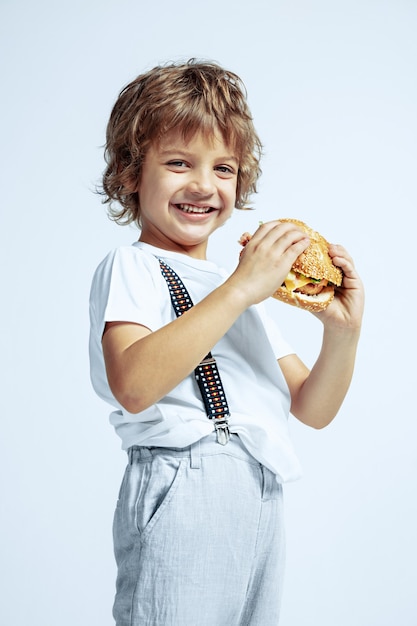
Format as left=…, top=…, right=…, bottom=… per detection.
left=178, top=204, right=211, bottom=214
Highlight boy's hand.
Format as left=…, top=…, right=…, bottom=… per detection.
left=229, top=220, right=310, bottom=306
left=313, top=244, right=365, bottom=330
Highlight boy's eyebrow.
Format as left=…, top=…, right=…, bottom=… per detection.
left=159, top=147, right=239, bottom=163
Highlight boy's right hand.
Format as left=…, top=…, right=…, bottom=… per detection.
left=229, top=220, right=310, bottom=306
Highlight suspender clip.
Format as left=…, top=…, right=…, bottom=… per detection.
left=214, top=419, right=231, bottom=446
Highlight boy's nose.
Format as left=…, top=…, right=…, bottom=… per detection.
left=187, top=170, right=216, bottom=196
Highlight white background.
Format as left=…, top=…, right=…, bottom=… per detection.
left=1, top=0, right=416, bottom=624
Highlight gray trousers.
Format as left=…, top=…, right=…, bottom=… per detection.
left=113, top=433, right=285, bottom=625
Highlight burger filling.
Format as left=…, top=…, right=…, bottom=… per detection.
left=284, top=270, right=329, bottom=296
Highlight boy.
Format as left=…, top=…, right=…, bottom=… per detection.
left=89, top=59, right=364, bottom=625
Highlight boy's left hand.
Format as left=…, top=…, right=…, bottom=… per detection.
left=313, top=244, right=365, bottom=330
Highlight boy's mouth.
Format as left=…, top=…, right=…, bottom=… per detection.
left=176, top=203, right=215, bottom=214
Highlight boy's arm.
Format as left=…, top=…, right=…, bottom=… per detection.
left=279, top=243, right=364, bottom=429
left=102, top=221, right=310, bottom=414
left=279, top=327, right=361, bottom=428
left=102, top=281, right=251, bottom=413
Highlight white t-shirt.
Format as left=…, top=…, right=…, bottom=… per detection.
left=89, top=241, right=302, bottom=482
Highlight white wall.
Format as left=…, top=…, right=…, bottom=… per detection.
left=1, top=1, right=416, bottom=624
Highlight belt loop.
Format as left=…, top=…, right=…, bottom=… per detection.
left=190, top=439, right=201, bottom=469
left=128, top=446, right=152, bottom=464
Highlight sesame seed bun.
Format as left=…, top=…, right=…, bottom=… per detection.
left=239, top=218, right=343, bottom=312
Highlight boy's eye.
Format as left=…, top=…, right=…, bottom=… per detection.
left=215, top=165, right=236, bottom=176
left=167, top=160, right=187, bottom=168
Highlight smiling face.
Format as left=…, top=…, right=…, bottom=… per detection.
left=137, top=130, right=239, bottom=259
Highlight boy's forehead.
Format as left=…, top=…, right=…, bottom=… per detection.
left=156, top=129, right=238, bottom=157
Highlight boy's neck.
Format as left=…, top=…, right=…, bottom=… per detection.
left=138, top=233, right=208, bottom=260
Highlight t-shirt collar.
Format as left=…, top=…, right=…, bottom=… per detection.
left=132, top=240, right=222, bottom=274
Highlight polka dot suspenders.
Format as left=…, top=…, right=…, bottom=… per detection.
left=159, top=259, right=231, bottom=445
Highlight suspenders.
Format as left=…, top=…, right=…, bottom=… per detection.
left=159, top=259, right=231, bottom=445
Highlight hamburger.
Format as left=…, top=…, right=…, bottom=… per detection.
left=239, top=218, right=343, bottom=312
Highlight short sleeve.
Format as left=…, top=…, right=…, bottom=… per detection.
left=89, top=246, right=167, bottom=339
left=89, top=245, right=172, bottom=406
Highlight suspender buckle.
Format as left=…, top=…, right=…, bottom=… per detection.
left=200, top=356, right=216, bottom=366
left=214, top=419, right=231, bottom=446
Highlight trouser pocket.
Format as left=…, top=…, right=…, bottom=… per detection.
left=115, top=450, right=185, bottom=540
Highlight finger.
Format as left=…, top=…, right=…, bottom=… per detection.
left=247, top=220, right=283, bottom=244
left=282, top=235, right=311, bottom=266
left=328, top=243, right=350, bottom=261
left=249, top=220, right=309, bottom=254
left=333, top=258, right=361, bottom=291
left=250, top=219, right=298, bottom=241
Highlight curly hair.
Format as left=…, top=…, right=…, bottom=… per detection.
left=100, top=59, right=263, bottom=227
